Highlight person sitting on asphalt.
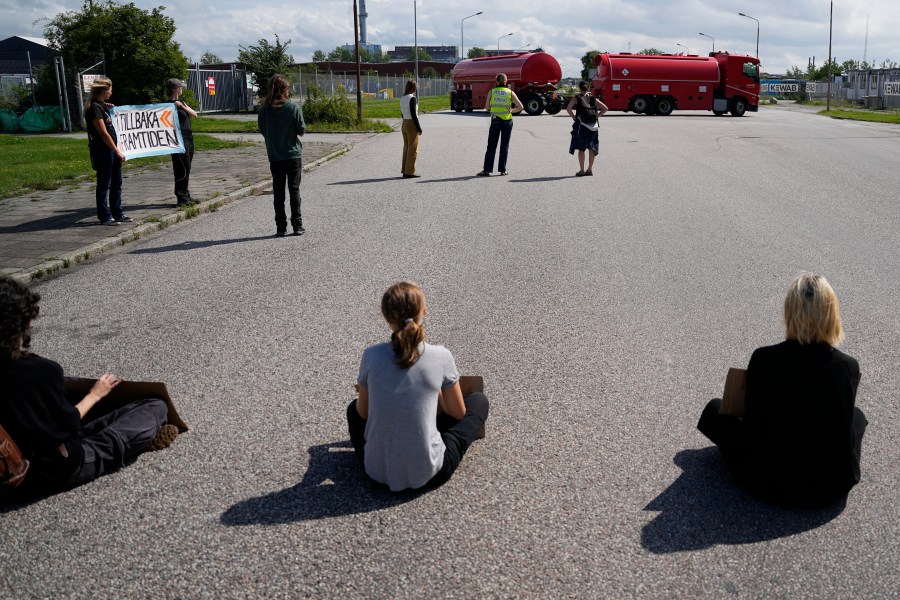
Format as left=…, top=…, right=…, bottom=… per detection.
left=697, top=273, right=868, bottom=506
left=0, top=276, right=178, bottom=493
left=347, top=281, right=489, bottom=492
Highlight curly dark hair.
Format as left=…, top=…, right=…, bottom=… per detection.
left=0, top=277, right=40, bottom=361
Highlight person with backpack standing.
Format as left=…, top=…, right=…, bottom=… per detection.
left=476, top=73, right=524, bottom=177
left=566, top=81, right=608, bottom=176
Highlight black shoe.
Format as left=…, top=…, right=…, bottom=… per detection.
left=293, top=225, right=305, bottom=235
left=402, top=173, right=421, bottom=178
left=476, top=170, right=490, bottom=177
left=275, top=228, right=287, bottom=237
left=576, top=170, right=586, bottom=177
left=115, top=214, right=134, bottom=222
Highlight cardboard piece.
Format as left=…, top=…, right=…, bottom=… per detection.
left=459, top=375, right=484, bottom=396
left=64, top=378, right=189, bottom=432
left=719, top=368, right=747, bottom=417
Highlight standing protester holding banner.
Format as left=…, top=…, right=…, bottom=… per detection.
left=258, top=74, right=306, bottom=237
left=166, top=78, right=198, bottom=207
left=84, top=77, right=131, bottom=225
left=476, top=73, right=524, bottom=177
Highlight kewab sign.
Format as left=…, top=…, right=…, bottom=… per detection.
left=110, top=104, right=185, bottom=160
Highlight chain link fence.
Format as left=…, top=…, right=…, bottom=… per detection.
left=290, top=71, right=451, bottom=101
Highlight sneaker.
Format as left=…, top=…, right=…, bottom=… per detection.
left=102, top=218, right=120, bottom=225
left=476, top=170, right=490, bottom=177
left=499, top=171, right=508, bottom=176
left=115, top=215, right=134, bottom=222
left=146, top=424, right=179, bottom=452
left=293, top=225, right=305, bottom=236
left=476, top=423, right=486, bottom=440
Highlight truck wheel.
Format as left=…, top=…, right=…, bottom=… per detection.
left=545, top=100, right=562, bottom=115
left=654, top=97, right=675, bottom=116
left=522, top=93, right=544, bottom=116
left=464, top=98, right=473, bottom=112
left=452, top=96, right=463, bottom=112
left=630, top=95, right=651, bottom=114
left=730, top=97, right=747, bottom=117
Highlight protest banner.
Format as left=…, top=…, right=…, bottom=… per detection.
left=110, top=103, right=185, bottom=160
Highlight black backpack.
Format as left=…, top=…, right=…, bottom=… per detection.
left=579, top=94, right=599, bottom=125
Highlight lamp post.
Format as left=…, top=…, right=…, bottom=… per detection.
left=676, top=43, right=690, bottom=55
left=515, top=43, right=532, bottom=52
left=460, top=11, right=482, bottom=60
left=738, top=12, right=759, bottom=58
left=353, top=0, right=362, bottom=122
left=413, top=0, right=418, bottom=81
left=498, top=32, right=513, bottom=53
left=699, top=32, right=715, bottom=53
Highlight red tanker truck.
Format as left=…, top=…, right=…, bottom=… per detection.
left=592, top=51, right=761, bottom=116
left=450, top=52, right=565, bottom=115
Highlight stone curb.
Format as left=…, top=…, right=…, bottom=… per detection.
left=12, top=144, right=352, bottom=285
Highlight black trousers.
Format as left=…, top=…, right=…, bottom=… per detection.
left=346, top=391, right=490, bottom=490
left=172, top=132, right=194, bottom=204
left=269, top=158, right=302, bottom=229
left=482, top=117, right=513, bottom=173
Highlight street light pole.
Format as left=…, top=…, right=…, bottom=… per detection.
left=676, top=43, right=690, bottom=55
left=699, top=32, right=715, bottom=53
left=460, top=11, right=482, bottom=61
left=413, top=0, right=418, bottom=82
left=738, top=12, right=759, bottom=58
left=498, top=32, right=513, bottom=53
left=353, top=0, right=362, bottom=122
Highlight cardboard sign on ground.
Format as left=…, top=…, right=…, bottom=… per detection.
left=64, top=378, right=189, bottom=432
left=719, top=368, right=747, bottom=417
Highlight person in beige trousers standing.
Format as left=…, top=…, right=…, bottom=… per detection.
left=400, top=80, right=423, bottom=178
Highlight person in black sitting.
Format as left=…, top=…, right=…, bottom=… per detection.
left=698, top=273, right=868, bottom=506
left=0, top=277, right=175, bottom=492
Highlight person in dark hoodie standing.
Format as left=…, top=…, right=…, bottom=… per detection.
left=258, top=74, right=306, bottom=236
left=166, top=78, right=198, bottom=207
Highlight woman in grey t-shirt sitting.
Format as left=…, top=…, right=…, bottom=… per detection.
left=347, top=281, right=489, bottom=492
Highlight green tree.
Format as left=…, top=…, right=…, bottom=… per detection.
left=785, top=65, right=805, bottom=79
left=44, top=0, right=188, bottom=106
left=580, top=50, right=599, bottom=81
left=467, top=47, right=486, bottom=59
left=358, top=48, right=372, bottom=63
left=407, top=48, right=431, bottom=61
left=638, top=48, right=663, bottom=55
left=422, top=66, right=438, bottom=79
left=841, top=59, right=859, bottom=73
left=199, top=51, right=223, bottom=65
left=812, top=59, right=841, bottom=80
left=238, top=35, right=294, bottom=99
left=879, top=58, right=898, bottom=69
left=371, top=49, right=391, bottom=63
left=312, top=49, right=326, bottom=62
left=327, top=46, right=353, bottom=62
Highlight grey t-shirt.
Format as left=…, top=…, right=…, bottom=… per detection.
left=357, top=342, right=460, bottom=491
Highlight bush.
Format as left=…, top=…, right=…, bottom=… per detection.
left=302, top=82, right=354, bottom=125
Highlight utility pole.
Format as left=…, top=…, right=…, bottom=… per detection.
left=827, top=1, right=833, bottom=111
left=353, top=0, right=362, bottom=122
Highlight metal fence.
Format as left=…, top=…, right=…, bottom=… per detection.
left=187, top=66, right=254, bottom=113
left=290, top=71, right=451, bottom=101
left=762, top=72, right=900, bottom=109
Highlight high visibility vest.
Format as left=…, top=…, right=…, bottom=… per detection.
left=489, top=87, right=513, bottom=120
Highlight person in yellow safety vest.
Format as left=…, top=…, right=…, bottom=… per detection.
left=477, top=73, right=524, bottom=177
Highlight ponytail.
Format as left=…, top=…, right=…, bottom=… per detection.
left=381, top=281, right=427, bottom=368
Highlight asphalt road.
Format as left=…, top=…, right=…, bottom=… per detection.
left=2, top=105, right=899, bottom=599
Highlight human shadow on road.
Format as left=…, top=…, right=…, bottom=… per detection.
left=220, top=440, right=419, bottom=525
left=327, top=177, right=403, bottom=185
left=641, top=447, right=845, bottom=553
left=508, top=176, right=572, bottom=183
left=128, top=235, right=278, bottom=254
left=417, top=176, right=485, bottom=183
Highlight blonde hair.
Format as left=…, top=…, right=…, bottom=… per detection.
left=381, top=281, right=426, bottom=368
left=87, top=77, right=112, bottom=104
left=783, top=273, right=844, bottom=346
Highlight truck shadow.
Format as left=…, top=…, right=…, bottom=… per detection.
left=509, top=176, right=572, bottom=183
left=220, top=440, right=420, bottom=525
left=641, top=447, right=845, bottom=553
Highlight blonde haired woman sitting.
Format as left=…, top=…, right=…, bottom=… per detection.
left=697, top=273, right=868, bottom=506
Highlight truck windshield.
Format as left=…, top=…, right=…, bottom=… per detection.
left=743, top=62, right=759, bottom=81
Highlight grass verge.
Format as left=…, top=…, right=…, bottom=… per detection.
left=818, top=109, right=900, bottom=124
left=0, top=133, right=251, bottom=199
left=193, top=114, right=393, bottom=133
left=361, top=96, right=449, bottom=118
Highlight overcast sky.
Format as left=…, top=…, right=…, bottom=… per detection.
left=3, top=0, right=899, bottom=76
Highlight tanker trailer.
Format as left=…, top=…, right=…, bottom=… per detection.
left=591, top=51, right=760, bottom=116
left=450, top=52, right=565, bottom=115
